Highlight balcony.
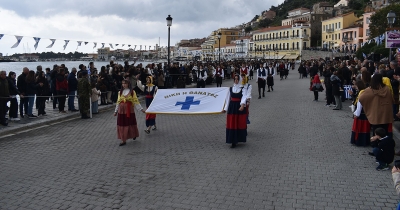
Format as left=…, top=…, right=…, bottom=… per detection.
left=326, top=28, right=334, bottom=33
left=290, top=35, right=299, bottom=38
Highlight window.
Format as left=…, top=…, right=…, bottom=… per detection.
left=338, top=33, right=340, bottom=39
left=338, top=22, right=341, bottom=28
left=335, top=23, right=337, bottom=29
left=354, top=31, right=356, bottom=38
left=366, top=29, right=370, bottom=36
left=367, top=17, right=370, bottom=24
left=323, top=25, right=325, bottom=31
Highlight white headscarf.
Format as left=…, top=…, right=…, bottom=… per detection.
left=232, top=74, right=243, bottom=91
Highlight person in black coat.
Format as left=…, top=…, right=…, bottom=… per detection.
left=17, top=67, right=29, bottom=117
left=323, top=67, right=334, bottom=106
left=7, top=72, right=21, bottom=120
left=370, top=128, right=395, bottom=171
left=36, top=71, right=50, bottom=116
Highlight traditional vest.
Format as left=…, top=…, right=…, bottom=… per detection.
left=240, top=67, right=248, bottom=75
left=216, top=68, right=222, bottom=77
left=198, top=70, right=205, bottom=77
left=258, top=68, right=266, bottom=77
left=268, top=67, right=274, bottom=75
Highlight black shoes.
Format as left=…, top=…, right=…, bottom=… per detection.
left=81, top=115, right=90, bottom=119
left=152, top=126, right=157, bottom=130
left=144, top=129, right=150, bottom=134
left=71, top=109, right=79, bottom=112
left=119, top=142, right=126, bottom=146
left=263, top=93, right=265, bottom=97
left=230, top=143, right=236, bottom=148
left=271, top=87, right=274, bottom=91
left=267, top=90, right=270, bottom=92
left=258, top=96, right=261, bottom=99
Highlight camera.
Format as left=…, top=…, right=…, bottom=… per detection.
left=395, top=160, right=400, bottom=169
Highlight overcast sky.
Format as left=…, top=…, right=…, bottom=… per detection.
left=0, top=0, right=284, bottom=55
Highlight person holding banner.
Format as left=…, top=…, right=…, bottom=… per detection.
left=137, top=76, right=158, bottom=134
left=223, top=74, right=248, bottom=148
left=114, top=79, right=145, bottom=146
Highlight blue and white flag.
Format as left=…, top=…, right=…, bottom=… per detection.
left=46, top=39, right=56, bottom=48
left=76, top=41, right=82, bottom=50
left=122, top=44, right=125, bottom=47
left=33, top=37, right=41, bottom=50
left=63, top=40, right=69, bottom=50
left=11, top=35, right=23, bottom=48
left=109, top=44, right=113, bottom=49
left=140, top=45, right=142, bottom=50
left=149, top=46, right=152, bottom=50
left=116, top=44, right=119, bottom=47
left=93, top=42, right=97, bottom=49
left=145, top=88, right=229, bottom=114
left=101, top=43, right=105, bottom=48
left=84, top=42, right=88, bottom=45
left=0, top=34, right=4, bottom=40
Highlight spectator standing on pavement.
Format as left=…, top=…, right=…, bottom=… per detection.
left=25, top=70, right=42, bottom=118
left=50, top=65, right=59, bottom=109
left=331, top=70, right=342, bottom=110
left=137, top=76, right=158, bottom=134
left=7, top=71, right=20, bottom=121
left=0, top=71, right=10, bottom=126
left=77, top=71, right=91, bottom=119
left=56, top=68, right=68, bottom=113
left=67, top=67, right=78, bottom=112
left=359, top=74, right=394, bottom=138
left=91, top=83, right=101, bottom=114
left=114, top=79, right=145, bottom=146
left=222, top=74, right=247, bottom=148
left=36, top=71, right=50, bottom=116
left=157, top=70, right=165, bottom=89
left=17, top=67, right=29, bottom=118
left=392, top=164, right=400, bottom=209
left=351, top=81, right=370, bottom=146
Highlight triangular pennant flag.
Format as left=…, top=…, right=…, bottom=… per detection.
left=93, top=42, right=97, bottom=49
left=128, top=45, right=131, bottom=47
left=47, top=39, right=56, bottom=48
left=0, top=34, right=4, bottom=40
left=122, top=44, right=125, bottom=47
left=11, top=35, right=23, bottom=48
left=149, top=46, right=152, bottom=50
left=134, top=45, right=136, bottom=50
left=63, top=40, right=69, bottom=50
left=84, top=42, right=88, bottom=45
left=76, top=41, right=82, bottom=50
left=145, top=45, right=147, bottom=50
left=116, top=44, right=119, bottom=46
left=109, top=44, right=113, bottom=49
left=101, top=43, right=105, bottom=48
left=33, top=37, right=41, bottom=50
left=140, top=45, right=142, bottom=50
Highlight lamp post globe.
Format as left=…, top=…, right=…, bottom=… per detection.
left=166, top=15, right=173, bottom=70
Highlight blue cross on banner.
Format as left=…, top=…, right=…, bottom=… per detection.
left=175, top=96, right=200, bottom=110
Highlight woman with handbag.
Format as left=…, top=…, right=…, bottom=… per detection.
left=311, top=74, right=323, bottom=101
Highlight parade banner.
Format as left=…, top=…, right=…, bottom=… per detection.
left=146, top=88, right=229, bottom=114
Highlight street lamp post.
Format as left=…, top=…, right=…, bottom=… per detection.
left=254, top=43, right=257, bottom=59
left=166, top=15, right=173, bottom=69
left=387, top=10, right=396, bottom=63
left=217, top=32, right=221, bottom=65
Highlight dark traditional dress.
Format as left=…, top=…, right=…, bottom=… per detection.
left=351, top=108, right=371, bottom=146
left=267, top=67, right=274, bottom=87
left=226, top=87, right=247, bottom=144
left=144, top=85, right=156, bottom=127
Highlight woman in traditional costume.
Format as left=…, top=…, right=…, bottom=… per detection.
left=114, top=79, right=145, bottom=146
left=137, top=76, right=158, bottom=134
left=351, top=80, right=370, bottom=146
left=222, top=74, right=248, bottom=148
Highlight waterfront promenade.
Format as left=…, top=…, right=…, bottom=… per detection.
left=1, top=73, right=400, bottom=209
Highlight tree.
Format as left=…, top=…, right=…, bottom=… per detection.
left=369, top=4, right=400, bottom=39
left=348, top=0, right=362, bottom=10
left=251, top=15, right=259, bottom=22
left=245, top=26, right=252, bottom=33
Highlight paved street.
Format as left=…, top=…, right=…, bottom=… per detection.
left=1, top=71, right=400, bottom=210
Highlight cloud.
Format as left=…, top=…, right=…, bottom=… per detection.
left=0, top=0, right=283, bottom=54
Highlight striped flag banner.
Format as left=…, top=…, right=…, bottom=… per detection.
left=33, top=37, right=41, bottom=50
left=93, top=42, right=97, bottom=49
left=344, top=85, right=352, bottom=99
left=11, top=35, right=23, bottom=48
left=145, top=88, right=229, bottom=114
left=63, top=40, right=69, bottom=50
left=46, top=39, right=56, bottom=48
left=0, top=34, right=4, bottom=40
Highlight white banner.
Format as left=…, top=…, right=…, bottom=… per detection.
left=146, top=88, right=229, bottom=114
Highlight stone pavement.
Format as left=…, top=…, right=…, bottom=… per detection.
left=1, top=72, right=400, bottom=209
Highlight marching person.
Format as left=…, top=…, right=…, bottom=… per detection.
left=196, top=65, right=207, bottom=88
left=241, top=73, right=252, bottom=125
left=222, top=74, right=248, bottom=148
left=114, top=79, right=145, bottom=146
left=137, top=76, right=158, bottom=134
left=240, top=63, right=249, bottom=80
left=213, top=64, right=224, bottom=87
left=267, top=63, right=275, bottom=92
left=256, top=63, right=267, bottom=99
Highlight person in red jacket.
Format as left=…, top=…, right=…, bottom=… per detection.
left=56, top=67, right=69, bottom=113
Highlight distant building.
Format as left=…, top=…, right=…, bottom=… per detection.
left=312, top=2, right=334, bottom=15
left=363, top=12, right=374, bottom=41
left=334, top=0, right=349, bottom=7
left=19, top=54, right=39, bottom=61
left=321, top=12, right=360, bottom=49
left=98, top=47, right=110, bottom=61
left=370, top=0, right=390, bottom=10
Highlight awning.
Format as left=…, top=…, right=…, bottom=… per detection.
left=284, top=55, right=299, bottom=59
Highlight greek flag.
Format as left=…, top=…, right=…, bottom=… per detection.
left=46, top=39, right=56, bottom=48
left=344, top=85, right=352, bottom=99
left=116, top=44, right=119, bottom=47
left=33, top=37, right=41, bottom=50
left=84, top=42, right=88, bottom=45
left=101, top=43, right=105, bottom=48
left=109, top=44, right=113, bottom=49
left=0, top=34, right=3, bottom=40
left=11, top=36, right=23, bottom=48
left=363, top=52, right=367, bottom=58
left=93, top=42, right=97, bottom=49
left=122, top=44, right=125, bottom=47
left=63, top=40, right=69, bottom=50
left=76, top=41, right=82, bottom=50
